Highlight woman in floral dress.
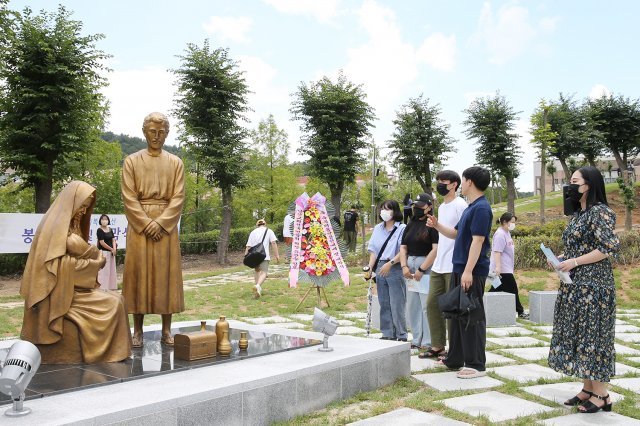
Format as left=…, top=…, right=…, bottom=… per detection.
left=548, top=166, right=620, bottom=414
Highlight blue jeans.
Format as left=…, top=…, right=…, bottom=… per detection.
left=406, top=256, right=431, bottom=347
left=376, top=263, right=407, bottom=339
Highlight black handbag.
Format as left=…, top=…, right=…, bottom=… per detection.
left=438, top=285, right=478, bottom=322
left=243, top=229, right=269, bottom=268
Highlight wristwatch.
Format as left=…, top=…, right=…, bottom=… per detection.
left=390, top=259, right=396, bottom=265
left=417, top=266, right=427, bottom=273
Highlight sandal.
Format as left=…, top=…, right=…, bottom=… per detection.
left=564, top=389, right=592, bottom=406
left=161, top=333, right=174, bottom=346
left=456, top=367, right=486, bottom=379
left=131, top=334, right=143, bottom=348
left=579, top=393, right=612, bottom=413
left=418, top=347, right=446, bottom=359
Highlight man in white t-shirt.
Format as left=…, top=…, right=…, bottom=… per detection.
left=245, top=219, right=279, bottom=297
left=419, top=170, right=468, bottom=359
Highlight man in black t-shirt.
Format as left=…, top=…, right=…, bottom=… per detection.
left=343, top=206, right=359, bottom=252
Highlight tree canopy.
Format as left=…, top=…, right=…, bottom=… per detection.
left=291, top=72, right=375, bottom=216
left=464, top=93, right=522, bottom=212
left=389, top=95, right=455, bottom=192
left=0, top=5, right=110, bottom=212
left=172, top=41, right=250, bottom=263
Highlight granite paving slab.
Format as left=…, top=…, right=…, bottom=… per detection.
left=615, top=362, right=640, bottom=376
left=288, top=314, right=314, bottom=322
left=616, top=344, right=640, bottom=356
left=490, top=363, right=565, bottom=383
left=616, top=319, right=629, bottom=325
left=533, top=325, right=554, bottom=333
left=616, top=325, right=640, bottom=333
left=486, top=326, right=534, bottom=337
left=626, top=357, right=640, bottom=363
left=439, top=391, right=554, bottom=422
left=487, top=336, right=546, bottom=347
left=485, top=351, right=517, bottom=365
left=500, top=346, right=550, bottom=361
left=521, top=381, right=625, bottom=405
left=413, top=371, right=503, bottom=391
left=410, top=356, right=440, bottom=372
left=617, top=333, right=640, bottom=343
left=337, top=319, right=355, bottom=326
left=348, top=407, right=471, bottom=425
left=610, top=377, right=640, bottom=393
left=540, top=412, right=640, bottom=425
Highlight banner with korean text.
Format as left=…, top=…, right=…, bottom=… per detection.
left=0, top=213, right=129, bottom=253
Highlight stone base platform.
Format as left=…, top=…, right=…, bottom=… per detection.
left=3, top=320, right=410, bottom=425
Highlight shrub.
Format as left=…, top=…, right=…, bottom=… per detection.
left=0, top=254, right=28, bottom=276
left=180, top=227, right=253, bottom=254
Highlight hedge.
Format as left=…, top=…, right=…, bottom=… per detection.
left=513, top=230, right=640, bottom=269
left=180, top=227, right=254, bottom=254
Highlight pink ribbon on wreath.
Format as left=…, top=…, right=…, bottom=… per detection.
left=288, top=193, right=309, bottom=288
left=312, top=193, right=350, bottom=286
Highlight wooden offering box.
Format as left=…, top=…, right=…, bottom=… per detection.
left=174, top=330, right=217, bottom=361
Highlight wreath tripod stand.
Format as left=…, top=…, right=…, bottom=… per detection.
left=295, top=285, right=330, bottom=311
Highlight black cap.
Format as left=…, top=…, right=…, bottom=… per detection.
left=412, top=193, right=433, bottom=207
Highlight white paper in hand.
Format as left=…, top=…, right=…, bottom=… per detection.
left=540, top=243, right=573, bottom=283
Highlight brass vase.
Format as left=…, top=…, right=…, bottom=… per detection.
left=216, top=315, right=229, bottom=352
left=239, top=331, right=249, bottom=350
left=218, top=330, right=232, bottom=356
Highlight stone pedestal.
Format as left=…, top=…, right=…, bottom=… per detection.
left=529, top=291, right=558, bottom=324
left=483, top=292, right=516, bottom=326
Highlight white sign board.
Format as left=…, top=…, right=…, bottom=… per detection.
left=0, top=213, right=129, bottom=254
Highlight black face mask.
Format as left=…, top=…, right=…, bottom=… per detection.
left=412, top=207, right=427, bottom=219
left=566, top=184, right=583, bottom=202
left=436, top=183, right=450, bottom=196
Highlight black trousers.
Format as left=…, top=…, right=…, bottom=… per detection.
left=444, top=273, right=487, bottom=372
left=489, top=273, right=524, bottom=314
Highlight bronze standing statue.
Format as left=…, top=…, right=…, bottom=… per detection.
left=121, top=112, right=185, bottom=347
left=20, top=181, right=131, bottom=364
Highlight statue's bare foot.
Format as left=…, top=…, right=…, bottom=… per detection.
left=132, top=333, right=143, bottom=348
left=161, top=332, right=174, bottom=346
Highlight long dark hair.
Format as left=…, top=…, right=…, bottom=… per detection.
left=406, top=210, right=433, bottom=241
left=577, top=166, right=608, bottom=210
left=402, top=193, right=411, bottom=206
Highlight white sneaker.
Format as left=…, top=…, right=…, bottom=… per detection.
left=253, top=284, right=262, bottom=298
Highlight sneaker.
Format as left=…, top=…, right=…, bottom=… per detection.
left=253, top=284, right=262, bottom=298
left=518, top=311, right=529, bottom=319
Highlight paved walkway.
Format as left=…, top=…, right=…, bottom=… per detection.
left=240, top=309, right=640, bottom=425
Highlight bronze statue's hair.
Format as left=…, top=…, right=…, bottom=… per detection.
left=142, top=112, right=170, bottom=132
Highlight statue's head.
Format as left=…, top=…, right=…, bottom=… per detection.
left=142, top=112, right=170, bottom=151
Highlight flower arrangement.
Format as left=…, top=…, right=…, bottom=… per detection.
left=298, top=201, right=335, bottom=277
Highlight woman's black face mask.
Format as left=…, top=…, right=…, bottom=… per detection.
left=565, top=183, right=584, bottom=202
left=412, top=205, right=430, bottom=219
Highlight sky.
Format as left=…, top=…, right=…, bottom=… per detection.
left=7, top=0, right=640, bottom=191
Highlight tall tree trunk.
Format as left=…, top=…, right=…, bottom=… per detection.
left=329, top=183, right=344, bottom=219
left=217, top=186, right=233, bottom=264
left=416, top=175, right=428, bottom=193
left=611, top=151, right=633, bottom=231
left=34, top=163, right=54, bottom=213
left=506, top=176, right=516, bottom=214
left=558, top=158, right=570, bottom=184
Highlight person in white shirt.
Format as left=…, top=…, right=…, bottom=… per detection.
left=283, top=213, right=294, bottom=260
left=419, top=170, right=468, bottom=359
left=245, top=219, right=279, bottom=298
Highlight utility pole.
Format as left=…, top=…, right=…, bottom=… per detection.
left=371, top=144, right=376, bottom=227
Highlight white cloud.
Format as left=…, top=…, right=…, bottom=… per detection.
left=473, top=2, right=557, bottom=65
left=338, top=0, right=456, bottom=125
left=416, top=33, right=456, bottom=72
left=589, top=83, right=611, bottom=100
left=262, top=0, right=341, bottom=23
left=202, top=16, right=253, bottom=43
left=102, top=67, right=178, bottom=145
